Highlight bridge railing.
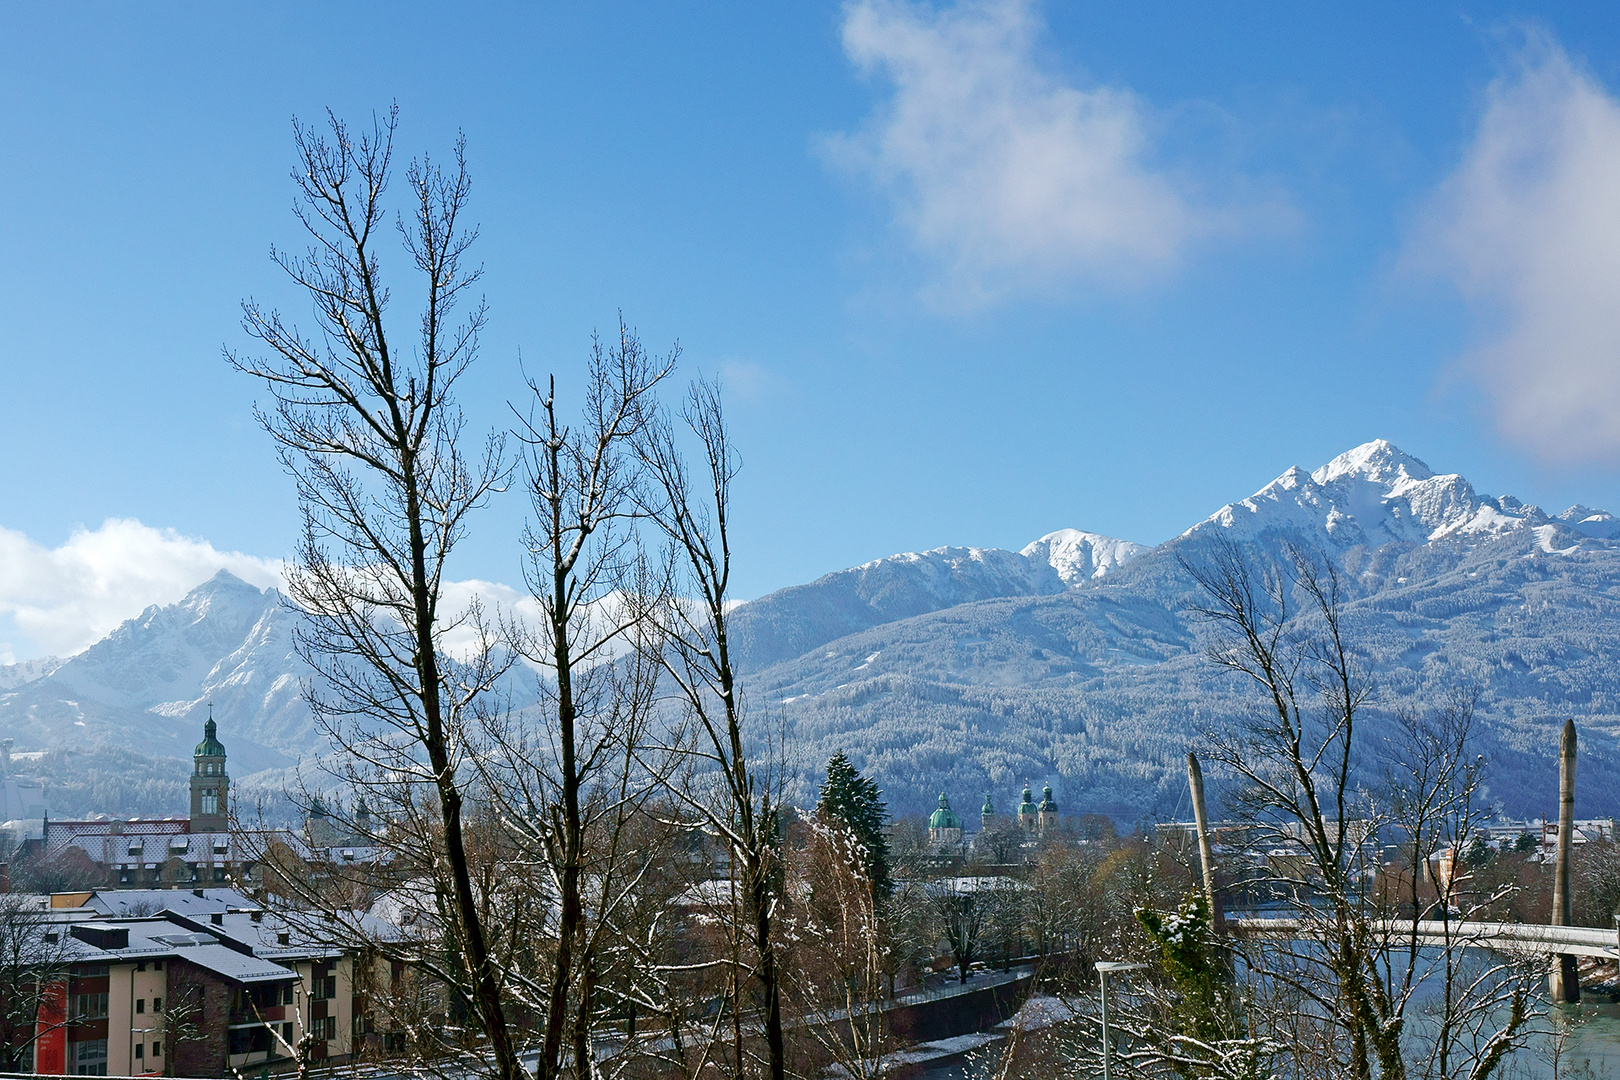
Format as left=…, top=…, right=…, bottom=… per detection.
left=1230, top=916, right=1620, bottom=958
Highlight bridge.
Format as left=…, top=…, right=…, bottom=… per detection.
left=1230, top=916, right=1620, bottom=959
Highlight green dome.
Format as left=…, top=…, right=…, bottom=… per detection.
left=194, top=718, right=226, bottom=758
left=929, top=792, right=962, bottom=831
left=1018, top=785, right=1037, bottom=815
left=1039, top=783, right=1057, bottom=813
left=981, top=793, right=995, bottom=817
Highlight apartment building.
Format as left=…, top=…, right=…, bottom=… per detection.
left=7, top=898, right=383, bottom=1076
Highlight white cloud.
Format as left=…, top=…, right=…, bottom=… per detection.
left=0, top=519, right=285, bottom=662
left=826, top=0, right=1245, bottom=300
left=0, top=521, right=640, bottom=671
left=436, top=578, right=543, bottom=663
left=1416, top=30, right=1620, bottom=464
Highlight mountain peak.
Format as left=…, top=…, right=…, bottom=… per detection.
left=1311, top=439, right=1434, bottom=487
left=193, top=568, right=253, bottom=592
left=1021, top=529, right=1148, bottom=586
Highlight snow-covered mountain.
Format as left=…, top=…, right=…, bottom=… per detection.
left=729, top=529, right=1146, bottom=671
left=1189, top=439, right=1619, bottom=550
left=0, top=656, right=64, bottom=691
left=8, top=438, right=1620, bottom=824
left=1021, top=529, right=1149, bottom=585
left=0, top=571, right=311, bottom=777
left=743, top=440, right=1620, bottom=820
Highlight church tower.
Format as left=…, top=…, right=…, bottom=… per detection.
left=1017, top=784, right=1038, bottom=833
left=1038, top=783, right=1059, bottom=836
left=189, top=712, right=230, bottom=834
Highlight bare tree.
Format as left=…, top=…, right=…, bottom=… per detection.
left=931, top=878, right=987, bottom=985
left=1381, top=689, right=1535, bottom=1080
left=159, top=980, right=207, bottom=1078
left=1181, top=537, right=1396, bottom=1078
left=781, top=818, right=892, bottom=1080
left=228, top=107, right=519, bottom=1079
left=495, top=321, right=672, bottom=1080
left=636, top=379, right=790, bottom=1080
left=1182, top=535, right=1533, bottom=1080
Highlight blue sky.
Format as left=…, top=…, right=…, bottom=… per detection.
left=5, top=1, right=1620, bottom=661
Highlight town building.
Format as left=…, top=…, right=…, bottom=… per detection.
left=1037, top=783, right=1058, bottom=835
left=928, top=793, right=964, bottom=848
left=25, top=718, right=384, bottom=894
left=7, top=892, right=388, bottom=1076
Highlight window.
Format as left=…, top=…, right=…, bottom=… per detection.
left=135, top=998, right=145, bottom=1014
left=282, top=985, right=294, bottom=1005
left=153, top=996, right=163, bottom=1012
left=311, top=974, right=336, bottom=1000
left=72, top=993, right=109, bottom=1020
left=312, top=1016, right=336, bottom=1041
left=134, top=1044, right=143, bottom=1061
left=213, top=867, right=227, bottom=882
left=282, top=1022, right=294, bottom=1046
left=201, top=789, right=218, bottom=815
left=72, top=1038, right=107, bottom=1076
left=152, top=960, right=162, bottom=971
left=151, top=1042, right=160, bottom=1058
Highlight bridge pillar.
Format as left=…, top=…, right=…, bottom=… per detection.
left=1550, top=718, right=1580, bottom=1004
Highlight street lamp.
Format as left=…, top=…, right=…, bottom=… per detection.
left=1096, top=961, right=1147, bottom=1080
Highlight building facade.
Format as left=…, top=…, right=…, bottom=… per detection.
left=10, top=894, right=383, bottom=1076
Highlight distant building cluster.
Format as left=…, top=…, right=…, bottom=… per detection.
left=1156, top=814, right=1620, bottom=897
left=927, top=782, right=1060, bottom=852
left=3, top=716, right=381, bottom=893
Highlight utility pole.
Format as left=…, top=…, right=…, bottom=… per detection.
left=1550, top=718, right=1580, bottom=1004
left=1187, top=752, right=1222, bottom=932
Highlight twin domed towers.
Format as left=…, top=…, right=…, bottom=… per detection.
left=1000, top=782, right=1058, bottom=835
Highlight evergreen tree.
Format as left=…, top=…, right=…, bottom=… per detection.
left=817, top=751, right=893, bottom=899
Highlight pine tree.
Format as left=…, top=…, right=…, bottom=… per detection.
left=817, top=751, right=893, bottom=899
